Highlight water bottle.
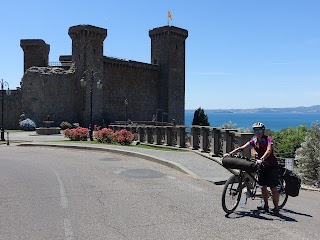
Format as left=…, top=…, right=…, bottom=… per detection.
left=246, top=189, right=251, bottom=198
left=260, top=198, right=264, bottom=206
left=277, top=184, right=281, bottom=192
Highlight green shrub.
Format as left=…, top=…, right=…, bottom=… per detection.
left=19, top=118, right=36, bottom=131
left=60, top=121, right=73, bottom=130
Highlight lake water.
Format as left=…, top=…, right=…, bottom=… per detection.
left=185, top=112, right=320, bottom=131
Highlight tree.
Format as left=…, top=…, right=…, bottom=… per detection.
left=192, top=107, right=210, bottom=126
left=272, top=125, right=308, bottom=158
left=295, top=123, right=320, bottom=186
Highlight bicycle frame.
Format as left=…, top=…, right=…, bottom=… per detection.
left=221, top=157, right=289, bottom=214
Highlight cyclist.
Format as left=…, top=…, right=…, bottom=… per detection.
left=226, top=122, right=279, bottom=214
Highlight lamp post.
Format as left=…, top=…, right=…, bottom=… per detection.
left=1, top=79, right=11, bottom=141
left=124, top=98, right=128, bottom=124
left=80, top=70, right=102, bottom=141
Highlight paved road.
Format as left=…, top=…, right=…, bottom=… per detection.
left=1, top=146, right=320, bottom=240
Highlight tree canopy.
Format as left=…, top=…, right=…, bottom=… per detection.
left=272, top=125, right=308, bottom=158
left=295, top=123, right=320, bottom=186
left=192, top=107, right=210, bottom=126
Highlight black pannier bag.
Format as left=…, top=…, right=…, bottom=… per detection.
left=282, top=169, right=301, bottom=197
left=222, top=156, right=256, bottom=173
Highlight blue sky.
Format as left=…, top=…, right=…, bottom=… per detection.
left=0, top=0, right=319, bottom=110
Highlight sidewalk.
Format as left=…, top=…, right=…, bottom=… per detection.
left=3, top=131, right=233, bottom=184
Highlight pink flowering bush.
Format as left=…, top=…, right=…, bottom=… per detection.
left=64, top=127, right=89, bottom=141
left=94, top=128, right=114, bottom=143
left=113, top=129, right=135, bottom=145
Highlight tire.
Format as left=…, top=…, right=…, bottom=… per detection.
left=222, top=175, right=243, bottom=214
left=278, top=179, right=288, bottom=209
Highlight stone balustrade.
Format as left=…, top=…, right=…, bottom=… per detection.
left=108, top=124, right=254, bottom=157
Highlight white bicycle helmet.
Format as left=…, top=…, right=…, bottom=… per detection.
left=252, top=122, right=265, bottom=130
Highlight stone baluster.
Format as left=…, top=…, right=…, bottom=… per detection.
left=176, top=126, right=186, bottom=148
left=234, top=132, right=254, bottom=158
left=190, top=126, right=200, bottom=150
left=154, top=126, right=162, bottom=145
left=145, top=126, right=153, bottom=143
left=199, top=126, right=210, bottom=152
left=137, top=126, right=145, bottom=142
left=164, top=126, right=172, bottom=146
left=221, top=129, right=238, bottom=155
left=210, top=127, right=221, bottom=156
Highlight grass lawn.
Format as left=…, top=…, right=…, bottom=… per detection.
left=48, top=140, right=187, bottom=151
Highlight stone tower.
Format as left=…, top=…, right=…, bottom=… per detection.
left=68, top=25, right=107, bottom=73
left=20, top=39, right=50, bottom=72
left=68, top=25, right=107, bottom=127
left=149, top=26, right=188, bottom=124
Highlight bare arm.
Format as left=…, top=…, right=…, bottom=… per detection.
left=229, top=142, right=250, bottom=155
left=260, top=143, right=273, bottom=160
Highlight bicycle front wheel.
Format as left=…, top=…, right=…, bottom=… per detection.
left=222, top=175, right=243, bottom=214
left=278, top=179, right=288, bottom=209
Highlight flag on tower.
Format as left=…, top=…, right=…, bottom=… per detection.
left=168, top=10, right=172, bottom=21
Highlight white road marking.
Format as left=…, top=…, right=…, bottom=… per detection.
left=53, top=170, right=68, bottom=208
left=53, top=170, right=75, bottom=239
left=64, top=218, right=75, bottom=240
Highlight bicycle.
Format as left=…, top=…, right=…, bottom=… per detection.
left=221, top=155, right=288, bottom=214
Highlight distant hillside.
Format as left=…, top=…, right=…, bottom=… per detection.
left=186, top=105, right=320, bottom=113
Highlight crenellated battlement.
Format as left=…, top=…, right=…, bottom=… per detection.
left=68, top=25, right=107, bottom=40
left=103, top=56, right=159, bottom=72
left=149, top=25, right=188, bottom=39
left=20, top=39, right=50, bottom=72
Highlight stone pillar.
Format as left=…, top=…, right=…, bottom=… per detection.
left=137, top=126, right=145, bottom=142
left=234, top=132, right=254, bottom=158
left=130, top=126, right=136, bottom=134
left=199, top=126, right=210, bottom=152
left=221, top=129, right=238, bottom=155
left=164, top=126, right=172, bottom=146
left=145, top=126, right=153, bottom=143
left=154, top=126, right=162, bottom=145
left=176, top=126, right=186, bottom=148
left=190, top=126, right=200, bottom=150
left=210, top=128, right=221, bottom=156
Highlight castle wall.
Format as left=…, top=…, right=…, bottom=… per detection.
left=102, top=57, right=160, bottom=124
left=20, top=65, right=77, bottom=127
left=11, top=24, right=187, bottom=129
left=1, top=90, right=21, bottom=129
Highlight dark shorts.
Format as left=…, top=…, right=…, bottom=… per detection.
left=258, top=166, right=279, bottom=188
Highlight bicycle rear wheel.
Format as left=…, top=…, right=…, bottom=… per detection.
left=222, top=175, right=243, bottom=214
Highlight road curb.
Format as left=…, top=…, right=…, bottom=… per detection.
left=17, top=143, right=201, bottom=180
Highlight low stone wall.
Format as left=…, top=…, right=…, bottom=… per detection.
left=36, top=127, right=61, bottom=135
left=109, top=124, right=254, bottom=158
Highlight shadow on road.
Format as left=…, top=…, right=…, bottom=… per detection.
left=225, top=209, right=299, bottom=222
left=281, top=208, right=313, bottom=218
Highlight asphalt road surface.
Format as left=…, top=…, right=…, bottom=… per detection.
left=1, top=146, right=319, bottom=240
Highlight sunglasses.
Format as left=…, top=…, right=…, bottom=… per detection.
left=254, top=129, right=263, bottom=133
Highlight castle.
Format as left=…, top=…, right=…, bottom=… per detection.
left=2, top=24, right=188, bottom=129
